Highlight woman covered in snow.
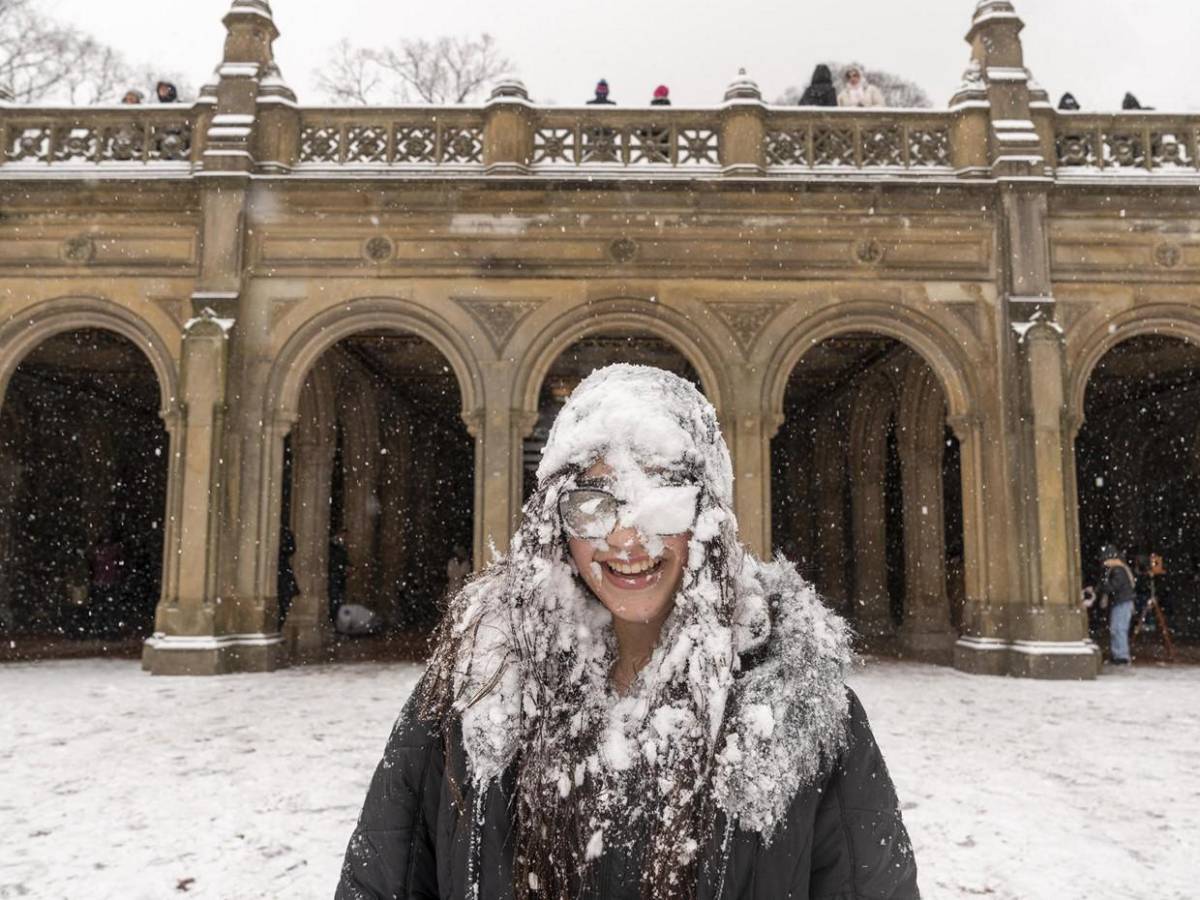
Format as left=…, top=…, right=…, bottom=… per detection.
left=336, top=365, right=918, bottom=899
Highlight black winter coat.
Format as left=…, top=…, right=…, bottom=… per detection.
left=336, top=686, right=918, bottom=899
left=799, top=65, right=838, bottom=108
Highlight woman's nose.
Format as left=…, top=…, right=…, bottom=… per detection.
left=605, top=524, right=645, bottom=553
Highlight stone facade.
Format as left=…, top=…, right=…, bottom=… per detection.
left=2, top=0, right=1198, bottom=677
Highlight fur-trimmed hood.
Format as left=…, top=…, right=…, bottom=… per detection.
left=455, top=551, right=853, bottom=836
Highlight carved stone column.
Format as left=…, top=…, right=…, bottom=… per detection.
left=283, top=371, right=335, bottom=657
left=376, top=398, right=412, bottom=626
left=898, top=363, right=956, bottom=664
left=812, top=408, right=849, bottom=611
left=143, top=311, right=233, bottom=675
left=1010, top=321, right=1097, bottom=677
left=336, top=369, right=380, bottom=606
left=849, top=378, right=895, bottom=639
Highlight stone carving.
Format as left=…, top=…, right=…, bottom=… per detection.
left=609, top=238, right=639, bottom=263
left=707, top=301, right=786, bottom=356
left=61, top=235, right=95, bottom=264
left=764, top=125, right=950, bottom=169
left=363, top=236, right=395, bottom=262
left=855, top=239, right=885, bottom=265
left=454, top=297, right=540, bottom=352
left=1155, top=243, right=1182, bottom=269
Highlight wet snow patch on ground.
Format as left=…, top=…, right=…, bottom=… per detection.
left=0, top=657, right=1196, bottom=899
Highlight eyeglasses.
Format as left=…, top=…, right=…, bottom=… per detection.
left=558, top=484, right=700, bottom=540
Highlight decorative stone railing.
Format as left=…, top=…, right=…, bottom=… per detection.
left=527, top=108, right=721, bottom=168
left=296, top=107, right=485, bottom=166
left=0, top=105, right=197, bottom=167
left=762, top=109, right=953, bottom=170
left=1052, top=113, right=1200, bottom=173
left=3, top=100, right=1199, bottom=182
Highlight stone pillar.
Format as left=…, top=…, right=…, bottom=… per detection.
left=898, top=363, right=956, bottom=664
left=283, top=372, right=335, bottom=658
left=337, top=372, right=380, bottom=605
left=1009, top=321, right=1096, bottom=677
left=720, top=71, right=766, bottom=176
left=731, top=408, right=772, bottom=561
left=376, top=400, right=412, bottom=625
left=143, top=311, right=230, bottom=674
left=949, top=0, right=1097, bottom=679
left=483, top=80, right=533, bottom=175
left=812, top=410, right=849, bottom=612
left=849, top=379, right=895, bottom=639
left=473, top=359, right=527, bottom=565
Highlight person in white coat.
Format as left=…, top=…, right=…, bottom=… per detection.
left=838, top=64, right=886, bottom=108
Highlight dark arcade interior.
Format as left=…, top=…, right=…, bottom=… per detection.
left=1076, top=335, right=1200, bottom=641
left=0, top=329, right=167, bottom=644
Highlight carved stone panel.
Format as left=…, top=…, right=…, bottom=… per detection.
left=706, top=300, right=788, bottom=356
left=454, top=297, right=541, bottom=352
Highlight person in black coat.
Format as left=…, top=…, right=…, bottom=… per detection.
left=156, top=80, right=178, bottom=103
left=336, top=365, right=918, bottom=899
left=588, top=78, right=615, bottom=105
left=1058, top=92, right=1081, bottom=110
left=798, top=64, right=838, bottom=107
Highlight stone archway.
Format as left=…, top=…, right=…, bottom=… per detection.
left=269, top=313, right=477, bottom=654
left=770, top=331, right=968, bottom=664
left=0, top=327, right=173, bottom=643
left=515, top=300, right=730, bottom=426
left=1073, top=330, right=1200, bottom=648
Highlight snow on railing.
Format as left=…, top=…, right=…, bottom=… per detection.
left=1053, top=113, right=1200, bottom=173
left=762, top=108, right=953, bottom=170
left=0, top=105, right=197, bottom=167
left=295, top=107, right=486, bottom=167
left=4, top=101, right=1198, bottom=181
left=528, top=108, right=721, bottom=168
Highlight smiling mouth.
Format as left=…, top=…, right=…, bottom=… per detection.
left=600, top=557, right=664, bottom=589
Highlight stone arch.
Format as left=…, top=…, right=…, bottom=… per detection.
left=267, top=297, right=483, bottom=428
left=1067, top=304, right=1200, bottom=432
left=763, top=302, right=979, bottom=429
left=514, top=299, right=731, bottom=423
left=0, top=296, right=179, bottom=416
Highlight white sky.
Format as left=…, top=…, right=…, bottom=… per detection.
left=45, top=0, right=1200, bottom=110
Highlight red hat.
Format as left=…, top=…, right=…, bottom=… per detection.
left=653, top=84, right=669, bottom=99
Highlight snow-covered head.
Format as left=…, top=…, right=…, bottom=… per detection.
left=536, top=363, right=733, bottom=508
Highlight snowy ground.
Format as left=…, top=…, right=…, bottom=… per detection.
left=1, top=658, right=1197, bottom=900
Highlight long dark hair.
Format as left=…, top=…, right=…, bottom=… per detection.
left=420, top=455, right=743, bottom=899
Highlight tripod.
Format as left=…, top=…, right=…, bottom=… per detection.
left=1131, top=579, right=1176, bottom=662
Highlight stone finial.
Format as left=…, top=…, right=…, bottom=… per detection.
left=488, top=79, right=530, bottom=103
left=221, top=0, right=280, bottom=68
left=724, top=68, right=762, bottom=103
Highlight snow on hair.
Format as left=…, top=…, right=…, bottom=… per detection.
left=420, top=364, right=851, bottom=900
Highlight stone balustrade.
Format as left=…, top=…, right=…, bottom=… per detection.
left=4, top=95, right=1199, bottom=181
left=1052, top=112, right=1200, bottom=173
left=0, top=105, right=198, bottom=167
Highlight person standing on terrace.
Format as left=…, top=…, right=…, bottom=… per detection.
left=838, top=64, right=886, bottom=108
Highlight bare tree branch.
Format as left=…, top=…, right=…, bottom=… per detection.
left=0, top=0, right=187, bottom=104
left=315, top=32, right=512, bottom=105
